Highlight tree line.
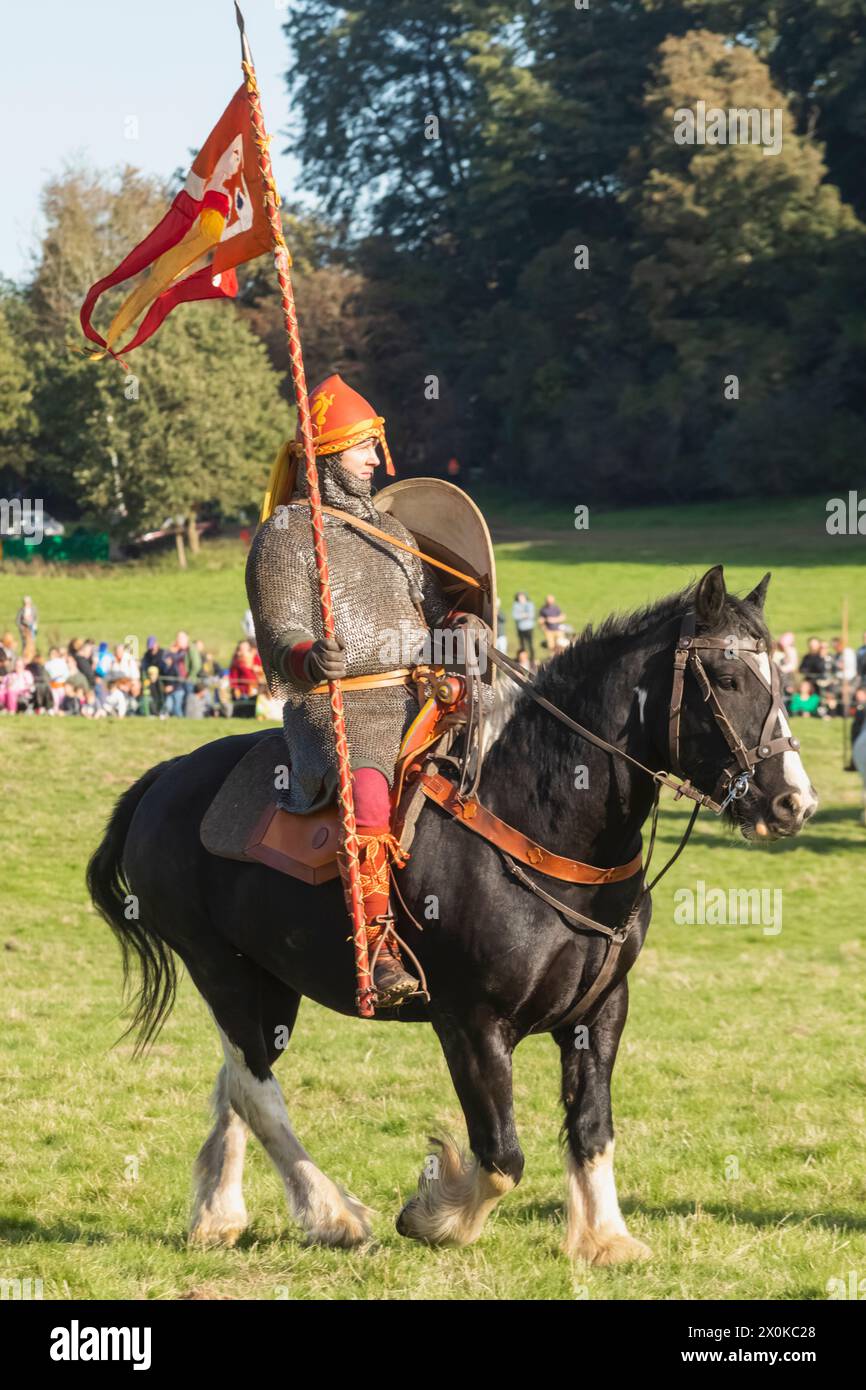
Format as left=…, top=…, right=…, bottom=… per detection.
left=1, top=0, right=864, bottom=542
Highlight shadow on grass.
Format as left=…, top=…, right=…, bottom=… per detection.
left=0, top=1214, right=112, bottom=1245
left=507, top=1195, right=866, bottom=1234
left=619, top=1198, right=866, bottom=1233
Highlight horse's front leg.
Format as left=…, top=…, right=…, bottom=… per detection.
left=556, top=979, right=651, bottom=1265
left=397, top=1011, right=522, bottom=1246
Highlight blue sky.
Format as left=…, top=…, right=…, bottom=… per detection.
left=0, top=0, right=307, bottom=283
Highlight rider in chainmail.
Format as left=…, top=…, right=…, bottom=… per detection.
left=246, top=375, right=470, bottom=1006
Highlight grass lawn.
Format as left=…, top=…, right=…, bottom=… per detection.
left=1, top=500, right=865, bottom=1300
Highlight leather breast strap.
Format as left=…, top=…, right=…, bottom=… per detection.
left=419, top=771, right=643, bottom=885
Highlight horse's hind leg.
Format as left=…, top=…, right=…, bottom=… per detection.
left=187, top=950, right=372, bottom=1248
left=556, top=980, right=651, bottom=1265
left=397, top=1012, right=523, bottom=1246
left=189, top=1064, right=250, bottom=1247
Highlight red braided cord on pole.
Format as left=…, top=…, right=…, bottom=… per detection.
left=238, top=43, right=374, bottom=1017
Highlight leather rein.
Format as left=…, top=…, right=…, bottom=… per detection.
left=421, top=610, right=799, bottom=1031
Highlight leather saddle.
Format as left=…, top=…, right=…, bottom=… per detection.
left=200, top=684, right=459, bottom=883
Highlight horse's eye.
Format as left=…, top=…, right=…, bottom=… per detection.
left=716, top=673, right=737, bottom=690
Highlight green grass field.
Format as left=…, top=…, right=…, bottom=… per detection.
left=2, top=498, right=865, bottom=1300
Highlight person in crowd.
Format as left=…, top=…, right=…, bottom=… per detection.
left=831, top=635, right=857, bottom=686
left=44, top=646, right=70, bottom=710
left=856, top=632, right=866, bottom=682
left=850, top=686, right=866, bottom=746
left=15, top=595, right=38, bottom=662
left=230, top=639, right=263, bottom=711
left=256, top=685, right=284, bottom=721
left=111, top=642, right=140, bottom=683
left=0, top=658, right=34, bottom=712
left=515, top=646, right=535, bottom=674
left=772, top=632, right=799, bottom=693
left=184, top=681, right=211, bottom=719
left=539, top=593, right=567, bottom=653
left=26, top=653, right=53, bottom=713
left=0, top=631, right=17, bottom=677
left=59, top=681, right=82, bottom=716
left=68, top=637, right=96, bottom=691
left=799, top=637, right=827, bottom=681
left=103, top=677, right=130, bottom=718
left=788, top=678, right=821, bottom=717
left=512, top=592, right=537, bottom=661
left=81, top=688, right=100, bottom=718
left=495, top=599, right=508, bottom=653
left=184, top=632, right=203, bottom=684
left=159, top=634, right=189, bottom=718
left=94, top=641, right=114, bottom=679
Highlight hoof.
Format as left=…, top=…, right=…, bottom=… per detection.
left=303, top=1188, right=374, bottom=1249
left=188, top=1210, right=248, bottom=1249
left=566, top=1229, right=652, bottom=1266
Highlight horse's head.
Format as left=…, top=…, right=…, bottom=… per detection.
left=670, top=566, right=818, bottom=842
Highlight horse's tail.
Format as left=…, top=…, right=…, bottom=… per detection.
left=87, top=758, right=180, bottom=1054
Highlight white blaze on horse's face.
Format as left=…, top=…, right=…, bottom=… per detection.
left=755, top=651, right=817, bottom=815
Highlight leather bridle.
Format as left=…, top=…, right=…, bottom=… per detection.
left=667, top=609, right=801, bottom=815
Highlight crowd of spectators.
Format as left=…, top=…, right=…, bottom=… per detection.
left=3, top=591, right=865, bottom=749
left=0, top=600, right=281, bottom=721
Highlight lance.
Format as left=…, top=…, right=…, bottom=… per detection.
left=235, top=3, right=375, bottom=1017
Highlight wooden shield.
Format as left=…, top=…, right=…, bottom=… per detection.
left=375, top=478, right=497, bottom=676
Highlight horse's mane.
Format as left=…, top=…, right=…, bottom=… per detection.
left=484, top=580, right=769, bottom=778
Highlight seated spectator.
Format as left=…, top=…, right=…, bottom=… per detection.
left=799, top=638, right=827, bottom=681
left=111, top=642, right=140, bottom=683
left=772, top=632, right=798, bottom=693
left=45, top=646, right=70, bottom=710
left=831, top=635, right=857, bottom=686
left=851, top=687, right=866, bottom=745
left=68, top=637, right=96, bottom=691
left=103, top=677, right=129, bottom=718
left=81, top=688, right=101, bottom=718
left=256, top=687, right=283, bottom=721
left=857, top=632, right=866, bottom=683
left=788, top=679, right=821, bottom=717
left=0, top=631, right=17, bottom=678
left=0, top=658, right=34, bottom=713
left=230, top=640, right=263, bottom=701
left=59, top=681, right=82, bottom=716
left=184, top=682, right=210, bottom=719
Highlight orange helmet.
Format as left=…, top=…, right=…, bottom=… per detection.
left=259, top=374, right=394, bottom=524
left=303, top=374, right=395, bottom=474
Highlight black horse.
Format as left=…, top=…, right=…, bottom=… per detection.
left=88, top=566, right=816, bottom=1262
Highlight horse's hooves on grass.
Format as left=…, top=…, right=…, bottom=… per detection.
left=188, top=1217, right=248, bottom=1249
left=565, top=1230, right=652, bottom=1266
left=303, top=1190, right=375, bottom=1249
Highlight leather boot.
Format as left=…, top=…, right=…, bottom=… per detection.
left=356, top=827, right=418, bottom=1006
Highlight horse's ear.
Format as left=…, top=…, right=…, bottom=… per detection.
left=695, top=565, right=727, bottom=626
left=745, top=572, right=771, bottom=611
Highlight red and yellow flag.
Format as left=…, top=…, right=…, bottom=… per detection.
left=80, top=87, right=271, bottom=362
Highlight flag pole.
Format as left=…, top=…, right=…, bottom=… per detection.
left=234, top=3, right=375, bottom=1017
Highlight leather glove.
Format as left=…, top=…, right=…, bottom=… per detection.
left=304, top=636, right=347, bottom=683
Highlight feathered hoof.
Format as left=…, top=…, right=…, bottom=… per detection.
left=188, top=1208, right=248, bottom=1249
left=565, top=1227, right=652, bottom=1266
left=303, top=1188, right=374, bottom=1249
left=396, top=1135, right=512, bottom=1246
